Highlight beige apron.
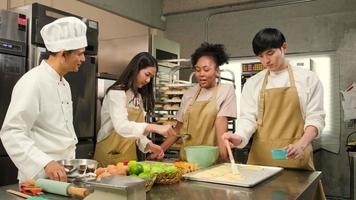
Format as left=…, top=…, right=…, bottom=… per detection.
left=179, top=86, right=219, bottom=160
left=94, top=91, right=145, bottom=167
left=248, top=66, right=325, bottom=199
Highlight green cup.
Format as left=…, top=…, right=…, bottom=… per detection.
left=184, top=146, right=218, bottom=168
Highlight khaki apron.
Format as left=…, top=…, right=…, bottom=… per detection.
left=179, top=86, right=219, bottom=160
left=94, top=91, right=145, bottom=167
left=247, top=66, right=325, bottom=200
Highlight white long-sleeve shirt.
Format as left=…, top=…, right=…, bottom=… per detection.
left=0, top=60, right=77, bottom=182
left=237, top=66, right=325, bottom=148
left=96, top=90, right=151, bottom=152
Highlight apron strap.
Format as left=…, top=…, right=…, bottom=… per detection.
left=183, top=85, right=219, bottom=134
left=125, top=90, right=144, bottom=121
left=287, top=65, right=296, bottom=87
left=257, top=65, right=295, bottom=126
left=257, top=71, right=269, bottom=126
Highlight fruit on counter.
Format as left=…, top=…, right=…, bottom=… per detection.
left=150, top=166, right=165, bottom=175
left=96, top=161, right=182, bottom=182
left=128, top=161, right=144, bottom=175
left=95, top=162, right=129, bottom=180
left=141, top=163, right=151, bottom=173
left=138, top=172, right=153, bottom=180
left=164, top=165, right=178, bottom=174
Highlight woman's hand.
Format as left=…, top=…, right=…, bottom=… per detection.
left=222, top=132, right=242, bottom=147
left=147, top=142, right=164, bottom=160
left=146, top=124, right=176, bottom=138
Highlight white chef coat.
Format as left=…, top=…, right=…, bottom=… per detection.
left=0, top=60, right=77, bottom=182
left=96, top=89, right=151, bottom=153
left=237, top=65, right=325, bottom=148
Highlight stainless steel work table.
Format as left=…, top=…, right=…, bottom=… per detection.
left=0, top=170, right=321, bottom=200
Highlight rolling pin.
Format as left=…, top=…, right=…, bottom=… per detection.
left=34, top=179, right=90, bottom=198
left=6, top=189, right=48, bottom=200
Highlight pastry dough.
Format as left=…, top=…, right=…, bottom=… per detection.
left=191, top=165, right=246, bottom=181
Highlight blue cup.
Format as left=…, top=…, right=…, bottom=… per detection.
left=271, top=149, right=287, bottom=160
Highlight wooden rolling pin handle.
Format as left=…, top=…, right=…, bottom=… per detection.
left=67, top=186, right=90, bottom=198
left=6, top=189, right=31, bottom=199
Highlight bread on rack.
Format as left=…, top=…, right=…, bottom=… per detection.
left=163, top=104, right=180, bottom=110
left=160, top=96, right=168, bottom=101
left=171, top=104, right=180, bottom=109
left=163, top=89, right=183, bottom=94
left=171, top=97, right=181, bottom=101
left=155, top=103, right=163, bottom=108
left=163, top=104, right=172, bottom=110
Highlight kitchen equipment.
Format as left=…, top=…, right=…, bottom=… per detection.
left=57, top=159, right=97, bottom=181
left=34, top=178, right=90, bottom=198
left=0, top=9, right=27, bottom=186
left=183, top=163, right=283, bottom=187
left=272, top=148, right=287, bottom=160
left=6, top=189, right=48, bottom=200
left=175, top=133, right=191, bottom=145
left=184, top=146, right=218, bottom=168
left=346, top=131, right=356, bottom=152
left=85, top=175, right=146, bottom=200
left=19, top=182, right=42, bottom=195
left=224, top=140, right=239, bottom=174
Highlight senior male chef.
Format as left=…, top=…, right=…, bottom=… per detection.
left=0, top=16, right=87, bottom=182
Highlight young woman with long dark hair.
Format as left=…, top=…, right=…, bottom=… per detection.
left=94, top=52, right=175, bottom=166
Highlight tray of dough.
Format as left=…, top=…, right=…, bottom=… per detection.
left=182, top=163, right=283, bottom=187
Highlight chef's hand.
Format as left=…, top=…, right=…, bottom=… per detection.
left=147, top=142, right=164, bottom=160
left=44, top=160, right=67, bottom=182
left=222, top=132, right=242, bottom=147
left=285, top=143, right=304, bottom=160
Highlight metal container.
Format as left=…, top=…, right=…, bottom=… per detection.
left=57, top=159, right=98, bottom=180
left=85, top=175, right=146, bottom=200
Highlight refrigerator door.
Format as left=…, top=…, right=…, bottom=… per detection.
left=0, top=54, right=26, bottom=156
left=37, top=49, right=97, bottom=140
left=64, top=55, right=97, bottom=139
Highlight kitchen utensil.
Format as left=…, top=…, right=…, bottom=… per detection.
left=183, top=163, right=283, bottom=187
left=271, top=149, right=287, bottom=160
left=34, top=178, right=90, bottom=198
left=6, top=189, right=48, bottom=200
left=57, top=159, right=97, bottom=181
left=19, top=184, right=42, bottom=195
left=64, top=167, right=77, bottom=174
left=184, top=146, right=218, bottom=168
left=224, top=140, right=239, bottom=174
left=85, top=175, right=146, bottom=200
left=175, top=133, right=191, bottom=145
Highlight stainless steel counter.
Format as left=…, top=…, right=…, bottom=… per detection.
left=0, top=170, right=321, bottom=200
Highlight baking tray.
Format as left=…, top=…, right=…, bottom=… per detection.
left=182, top=163, right=283, bottom=187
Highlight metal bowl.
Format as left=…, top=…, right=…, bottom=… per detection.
left=57, top=159, right=98, bottom=178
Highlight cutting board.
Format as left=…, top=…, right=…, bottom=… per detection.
left=182, top=163, right=283, bottom=187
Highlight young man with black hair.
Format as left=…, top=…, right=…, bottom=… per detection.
left=223, top=28, right=326, bottom=199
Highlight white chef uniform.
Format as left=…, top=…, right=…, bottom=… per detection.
left=0, top=16, right=87, bottom=182
left=0, top=60, right=78, bottom=182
